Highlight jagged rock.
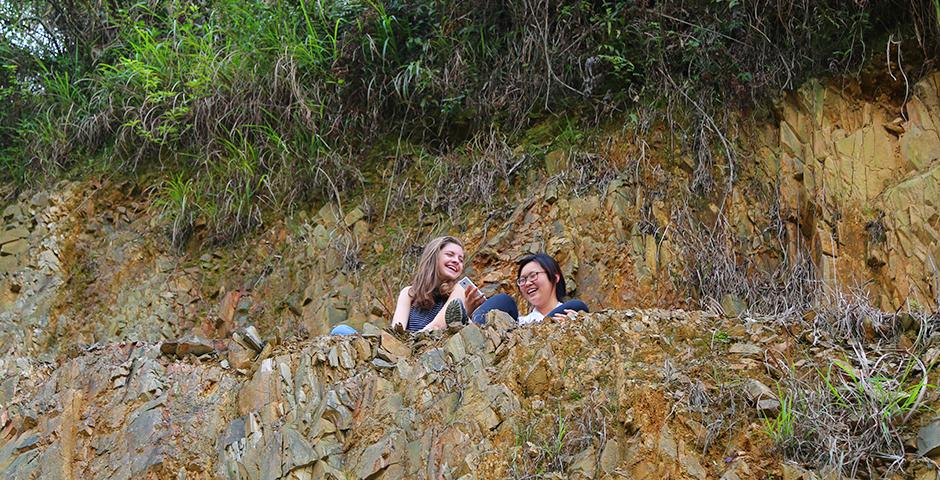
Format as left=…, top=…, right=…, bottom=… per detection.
left=323, top=390, right=353, bottom=431
left=744, top=379, right=776, bottom=403
left=283, top=427, right=319, bottom=473
left=569, top=445, right=596, bottom=478
left=236, top=326, right=265, bottom=353
left=444, top=333, right=467, bottom=363
left=917, top=419, right=940, bottom=457
left=0, top=256, right=18, bottom=273
left=362, top=322, right=382, bottom=337
left=419, top=348, right=446, bottom=373
left=0, top=239, right=28, bottom=256
left=356, top=431, right=403, bottom=479
left=380, top=331, right=410, bottom=359
left=782, top=462, right=815, bottom=480
left=228, top=338, right=255, bottom=370
left=729, top=343, right=762, bottom=356
left=720, top=460, right=752, bottom=480
left=176, top=336, right=214, bottom=356
left=678, top=441, right=707, bottom=480
left=523, top=355, right=551, bottom=396
left=599, top=438, right=622, bottom=474
left=161, top=336, right=214, bottom=357
left=0, top=227, right=28, bottom=246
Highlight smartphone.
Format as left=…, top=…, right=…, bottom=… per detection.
left=458, top=276, right=478, bottom=291
left=458, top=276, right=486, bottom=300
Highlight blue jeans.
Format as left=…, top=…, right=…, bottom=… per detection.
left=471, top=294, right=589, bottom=324
left=545, top=299, right=590, bottom=318
left=471, top=293, right=519, bottom=325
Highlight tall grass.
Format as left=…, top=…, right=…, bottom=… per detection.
left=0, top=0, right=937, bottom=240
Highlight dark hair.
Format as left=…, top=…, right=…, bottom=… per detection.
left=516, top=253, right=566, bottom=301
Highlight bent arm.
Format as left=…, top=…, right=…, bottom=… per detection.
left=391, top=287, right=412, bottom=330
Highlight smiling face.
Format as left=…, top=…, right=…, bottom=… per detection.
left=436, top=242, right=465, bottom=282
left=517, top=260, right=559, bottom=313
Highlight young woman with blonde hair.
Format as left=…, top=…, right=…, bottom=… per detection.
left=390, top=236, right=485, bottom=332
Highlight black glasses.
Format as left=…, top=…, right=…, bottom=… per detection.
left=516, top=271, right=546, bottom=286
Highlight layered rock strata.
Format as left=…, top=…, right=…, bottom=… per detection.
left=0, top=310, right=797, bottom=479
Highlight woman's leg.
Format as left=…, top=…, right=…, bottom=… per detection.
left=422, top=285, right=469, bottom=331
left=545, top=299, right=589, bottom=318
left=471, top=293, right=519, bottom=325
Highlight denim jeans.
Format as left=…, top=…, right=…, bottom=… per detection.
left=471, top=294, right=589, bottom=324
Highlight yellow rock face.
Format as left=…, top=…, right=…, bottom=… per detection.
left=769, top=72, right=940, bottom=310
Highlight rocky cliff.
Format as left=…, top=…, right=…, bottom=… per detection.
left=0, top=71, right=938, bottom=479
left=5, top=307, right=934, bottom=479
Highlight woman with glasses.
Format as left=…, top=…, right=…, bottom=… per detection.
left=468, top=252, right=589, bottom=325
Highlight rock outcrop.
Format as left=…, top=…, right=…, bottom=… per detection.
left=0, top=309, right=802, bottom=479
left=768, top=72, right=940, bottom=310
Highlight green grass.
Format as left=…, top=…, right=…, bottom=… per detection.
left=767, top=351, right=936, bottom=476
left=763, top=387, right=794, bottom=443
left=1, top=0, right=935, bottom=242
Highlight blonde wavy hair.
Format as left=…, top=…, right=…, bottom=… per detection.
left=410, top=236, right=463, bottom=309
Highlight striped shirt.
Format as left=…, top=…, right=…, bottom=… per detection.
left=407, top=296, right=446, bottom=332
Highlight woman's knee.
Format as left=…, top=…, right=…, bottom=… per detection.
left=473, top=293, right=519, bottom=324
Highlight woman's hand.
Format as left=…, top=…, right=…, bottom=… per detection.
left=464, top=285, right=485, bottom=316
left=551, top=309, right=579, bottom=321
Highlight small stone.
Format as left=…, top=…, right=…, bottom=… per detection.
left=545, top=150, right=568, bottom=176
left=30, top=192, right=50, bottom=208
left=344, top=207, right=365, bottom=227
left=757, top=398, right=780, bottom=414
left=917, top=419, right=940, bottom=457
left=729, top=343, right=762, bottom=356
left=381, top=332, right=410, bottom=359
left=721, top=294, right=746, bottom=317
left=1, top=239, right=28, bottom=256
left=372, top=358, right=396, bottom=369
left=175, top=336, right=214, bottom=356
left=1, top=204, right=23, bottom=219
left=0, top=227, right=28, bottom=245
left=744, top=379, right=776, bottom=403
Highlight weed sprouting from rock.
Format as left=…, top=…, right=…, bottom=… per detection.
left=768, top=347, right=934, bottom=477
left=510, top=398, right=611, bottom=479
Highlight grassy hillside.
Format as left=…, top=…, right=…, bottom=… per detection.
left=2, top=0, right=937, bottom=244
